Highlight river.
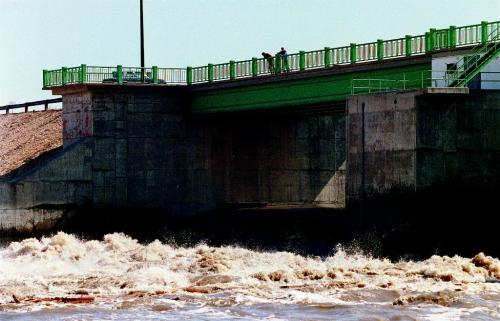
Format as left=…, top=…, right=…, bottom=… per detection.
left=0, top=232, right=498, bottom=320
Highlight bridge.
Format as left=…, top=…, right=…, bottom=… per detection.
left=43, top=20, right=500, bottom=114
left=0, top=20, right=499, bottom=234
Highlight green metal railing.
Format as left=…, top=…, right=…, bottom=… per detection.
left=43, top=65, right=186, bottom=87
left=43, top=20, right=499, bottom=88
left=351, top=70, right=500, bottom=94
left=446, top=23, right=500, bottom=87
left=351, top=70, right=433, bottom=94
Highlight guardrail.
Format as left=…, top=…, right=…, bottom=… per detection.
left=0, top=98, right=62, bottom=115
left=351, top=71, right=500, bottom=94
left=43, top=66, right=186, bottom=88
left=43, top=20, right=499, bottom=88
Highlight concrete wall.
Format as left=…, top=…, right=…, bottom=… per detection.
left=1, top=85, right=346, bottom=233
left=85, top=86, right=346, bottom=209
left=347, top=89, right=500, bottom=204
left=63, top=92, right=93, bottom=146
left=347, top=91, right=418, bottom=203
left=0, top=139, right=93, bottom=233
left=416, top=90, right=500, bottom=190
left=206, top=114, right=346, bottom=206
left=63, top=86, right=346, bottom=209
left=73, top=86, right=214, bottom=214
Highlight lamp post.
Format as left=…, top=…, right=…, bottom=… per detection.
left=140, top=0, right=145, bottom=81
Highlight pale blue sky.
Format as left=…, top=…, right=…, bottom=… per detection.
left=0, top=0, right=498, bottom=105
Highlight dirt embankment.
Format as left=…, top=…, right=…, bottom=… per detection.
left=0, top=110, right=62, bottom=176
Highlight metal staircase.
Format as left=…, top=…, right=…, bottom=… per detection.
left=447, top=26, right=500, bottom=87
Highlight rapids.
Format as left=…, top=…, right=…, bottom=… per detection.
left=0, top=232, right=499, bottom=320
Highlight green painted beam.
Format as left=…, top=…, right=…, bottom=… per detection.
left=190, top=63, right=430, bottom=114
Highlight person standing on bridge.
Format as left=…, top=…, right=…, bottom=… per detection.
left=262, top=52, right=275, bottom=74
left=278, top=47, right=290, bottom=72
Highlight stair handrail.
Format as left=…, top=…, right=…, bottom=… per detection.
left=446, top=25, right=500, bottom=86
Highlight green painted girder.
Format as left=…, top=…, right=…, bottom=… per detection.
left=189, top=63, right=431, bottom=114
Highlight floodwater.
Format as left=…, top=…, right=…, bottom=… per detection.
left=0, top=232, right=498, bottom=320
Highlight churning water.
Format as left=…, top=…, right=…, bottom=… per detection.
left=0, top=232, right=498, bottom=320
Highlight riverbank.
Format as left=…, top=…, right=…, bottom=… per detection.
left=0, top=110, right=62, bottom=176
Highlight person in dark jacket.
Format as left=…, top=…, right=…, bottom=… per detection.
left=278, top=47, right=290, bottom=72
left=262, top=52, right=275, bottom=74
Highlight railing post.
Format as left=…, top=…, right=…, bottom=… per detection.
left=80, top=64, right=87, bottom=84
left=274, top=54, right=282, bottom=74
left=208, top=64, right=214, bottom=83
left=43, top=69, right=47, bottom=88
left=350, top=43, right=357, bottom=64
left=186, top=66, right=193, bottom=85
left=45, top=102, right=49, bottom=110
left=425, top=32, right=431, bottom=53
left=299, top=51, right=306, bottom=70
left=448, top=26, right=457, bottom=48
left=229, top=60, right=236, bottom=80
left=24, top=104, right=28, bottom=113
left=429, top=28, right=436, bottom=52
left=405, top=35, right=412, bottom=57
left=61, top=67, right=68, bottom=85
left=152, top=66, right=158, bottom=84
left=377, top=40, right=384, bottom=61
left=251, top=58, right=258, bottom=77
left=481, top=21, right=489, bottom=45
left=117, top=65, right=123, bottom=84
left=324, top=47, right=331, bottom=67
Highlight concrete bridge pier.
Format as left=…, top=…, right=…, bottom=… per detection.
left=1, top=84, right=349, bottom=234
left=2, top=82, right=500, bottom=258
left=346, top=89, right=500, bottom=255
left=347, top=88, right=500, bottom=203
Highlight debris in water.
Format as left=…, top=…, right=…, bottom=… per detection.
left=393, top=291, right=457, bottom=306
left=472, top=253, right=500, bottom=279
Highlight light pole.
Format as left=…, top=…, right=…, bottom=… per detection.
left=140, top=0, right=145, bottom=81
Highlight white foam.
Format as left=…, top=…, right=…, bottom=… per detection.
left=0, top=232, right=498, bottom=316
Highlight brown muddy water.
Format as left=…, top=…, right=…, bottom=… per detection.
left=0, top=232, right=498, bottom=320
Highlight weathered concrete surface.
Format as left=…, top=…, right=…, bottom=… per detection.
left=62, top=92, right=93, bottom=146
left=347, top=90, right=418, bottom=203
left=205, top=114, right=346, bottom=206
left=1, top=85, right=346, bottom=233
left=424, top=87, right=469, bottom=95
left=0, top=139, right=92, bottom=233
left=0, top=208, right=68, bottom=234
left=347, top=89, right=500, bottom=204
left=416, top=90, right=500, bottom=190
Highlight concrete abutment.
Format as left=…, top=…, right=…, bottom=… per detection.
left=1, top=85, right=347, bottom=233
left=1, top=84, right=499, bottom=251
